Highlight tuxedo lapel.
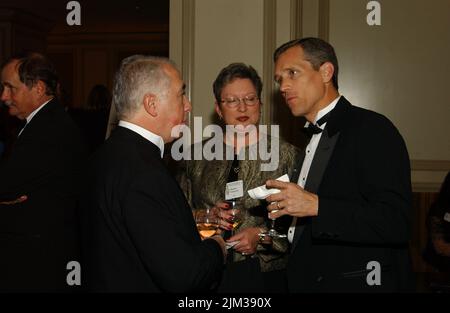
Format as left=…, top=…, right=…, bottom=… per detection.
left=301, top=96, right=352, bottom=194
left=303, top=129, right=340, bottom=194
left=291, top=129, right=340, bottom=249
left=291, top=97, right=352, bottom=250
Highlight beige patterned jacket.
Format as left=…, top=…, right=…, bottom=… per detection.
left=176, top=137, right=301, bottom=272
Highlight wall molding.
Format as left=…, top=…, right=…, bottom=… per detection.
left=412, top=182, right=442, bottom=193
left=411, top=160, right=449, bottom=192
left=318, top=0, right=330, bottom=41
left=290, top=0, right=303, bottom=39
left=410, top=160, right=450, bottom=171
left=47, top=32, right=168, bottom=46
left=262, top=0, right=277, bottom=126
left=182, top=0, right=196, bottom=126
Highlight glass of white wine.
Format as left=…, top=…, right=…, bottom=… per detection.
left=224, top=200, right=243, bottom=235
left=195, top=209, right=219, bottom=239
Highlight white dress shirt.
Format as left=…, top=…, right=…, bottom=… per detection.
left=287, top=96, right=341, bottom=243
left=118, top=120, right=165, bottom=158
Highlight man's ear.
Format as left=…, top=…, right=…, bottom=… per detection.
left=33, top=80, right=47, bottom=97
left=143, top=93, right=158, bottom=117
left=319, top=62, right=334, bottom=84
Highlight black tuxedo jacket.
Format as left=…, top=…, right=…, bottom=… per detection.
left=81, top=127, right=223, bottom=292
left=0, top=99, right=86, bottom=291
left=288, top=97, right=413, bottom=292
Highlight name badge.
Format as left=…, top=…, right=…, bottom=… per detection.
left=444, top=212, right=450, bottom=223
left=225, top=180, right=244, bottom=200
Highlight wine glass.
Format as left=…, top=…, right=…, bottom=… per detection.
left=224, top=200, right=242, bottom=235
left=259, top=205, right=287, bottom=238
left=195, top=209, right=219, bottom=239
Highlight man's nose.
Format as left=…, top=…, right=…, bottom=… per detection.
left=279, top=79, right=290, bottom=93
left=0, top=87, right=9, bottom=102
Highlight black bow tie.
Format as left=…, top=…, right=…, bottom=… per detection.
left=302, top=111, right=331, bottom=138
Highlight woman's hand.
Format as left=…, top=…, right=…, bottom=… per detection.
left=210, top=201, right=234, bottom=231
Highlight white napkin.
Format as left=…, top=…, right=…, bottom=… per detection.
left=247, top=174, right=290, bottom=200
left=225, top=241, right=239, bottom=249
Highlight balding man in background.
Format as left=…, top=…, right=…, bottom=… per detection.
left=0, top=52, right=86, bottom=291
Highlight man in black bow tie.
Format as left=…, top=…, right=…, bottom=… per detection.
left=266, top=37, right=413, bottom=292
left=0, top=52, right=86, bottom=291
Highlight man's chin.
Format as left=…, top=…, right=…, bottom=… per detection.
left=8, top=107, right=21, bottom=118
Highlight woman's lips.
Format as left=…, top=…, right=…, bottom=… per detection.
left=237, top=116, right=249, bottom=122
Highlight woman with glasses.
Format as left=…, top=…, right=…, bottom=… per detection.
left=177, top=63, right=301, bottom=293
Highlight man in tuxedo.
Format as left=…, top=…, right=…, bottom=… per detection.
left=81, top=55, right=226, bottom=292
left=266, top=38, right=413, bottom=292
left=0, top=52, right=86, bottom=291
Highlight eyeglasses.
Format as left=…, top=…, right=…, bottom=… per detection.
left=220, top=95, right=259, bottom=108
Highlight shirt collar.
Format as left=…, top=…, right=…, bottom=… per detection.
left=305, top=95, right=341, bottom=130
left=118, top=120, right=165, bottom=158
left=26, top=98, right=53, bottom=124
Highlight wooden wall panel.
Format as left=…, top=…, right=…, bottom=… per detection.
left=411, top=192, right=439, bottom=272
left=14, top=25, right=47, bottom=53
left=81, top=49, right=109, bottom=107
left=0, top=23, right=12, bottom=64
left=0, top=8, right=52, bottom=64
left=46, top=50, right=75, bottom=108
left=47, top=32, right=169, bottom=109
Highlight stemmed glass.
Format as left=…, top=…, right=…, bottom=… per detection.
left=259, top=205, right=287, bottom=238
left=195, top=209, right=219, bottom=239
left=223, top=200, right=243, bottom=235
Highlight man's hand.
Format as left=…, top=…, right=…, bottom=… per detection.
left=265, top=180, right=319, bottom=219
left=229, top=227, right=261, bottom=255
left=0, top=195, right=28, bottom=205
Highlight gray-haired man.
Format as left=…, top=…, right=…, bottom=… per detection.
left=82, top=55, right=226, bottom=292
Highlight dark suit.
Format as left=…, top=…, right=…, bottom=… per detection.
left=0, top=99, right=86, bottom=291
left=288, top=97, right=413, bottom=292
left=81, top=126, right=224, bottom=292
